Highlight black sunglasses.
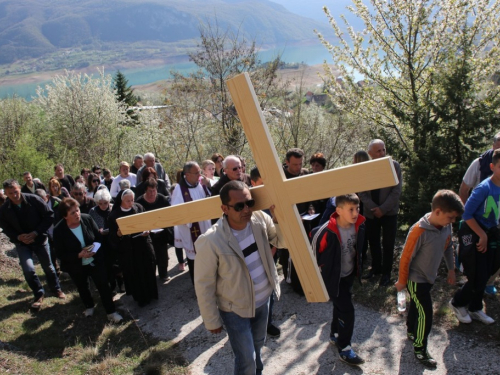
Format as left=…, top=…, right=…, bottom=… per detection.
left=231, top=166, right=242, bottom=172
left=226, top=199, right=255, bottom=212
left=93, top=179, right=99, bottom=183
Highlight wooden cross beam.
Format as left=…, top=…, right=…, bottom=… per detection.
left=117, top=72, right=399, bottom=302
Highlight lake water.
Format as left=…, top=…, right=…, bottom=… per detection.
left=0, top=43, right=334, bottom=100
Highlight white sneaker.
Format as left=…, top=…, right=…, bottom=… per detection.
left=449, top=300, right=471, bottom=323
left=84, top=307, right=94, bottom=317
left=469, top=310, right=495, bottom=325
left=107, top=312, right=124, bottom=324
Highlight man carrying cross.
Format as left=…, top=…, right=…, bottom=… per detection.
left=194, top=180, right=285, bottom=375
left=171, top=161, right=211, bottom=283
left=116, top=72, right=399, bottom=305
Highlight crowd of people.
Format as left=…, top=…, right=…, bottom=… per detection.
left=1, top=135, right=499, bottom=373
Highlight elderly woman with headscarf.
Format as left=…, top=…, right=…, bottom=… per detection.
left=107, top=189, right=158, bottom=307
left=53, top=197, right=123, bottom=323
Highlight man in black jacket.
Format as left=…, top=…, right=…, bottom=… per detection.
left=0, top=179, right=65, bottom=309
left=21, top=172, right=46, bottom=194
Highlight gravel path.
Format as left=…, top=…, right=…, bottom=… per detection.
left=119, top=247, right=500, bottom=375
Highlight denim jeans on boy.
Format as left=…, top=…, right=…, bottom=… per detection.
left=220, top=297, right=270, bottom=375
left=17, top=241, right=61, bottom=298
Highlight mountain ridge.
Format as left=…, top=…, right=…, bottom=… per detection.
left=0, top=0, right=334, bottom=65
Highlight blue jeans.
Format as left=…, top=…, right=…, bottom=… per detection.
left=220, top=297, right=270, bottom=375
left=17, top=241, right=61, bottom=298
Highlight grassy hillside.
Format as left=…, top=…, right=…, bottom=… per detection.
left=0, top=0, right=333, bottom=70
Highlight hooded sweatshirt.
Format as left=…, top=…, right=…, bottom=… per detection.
left=398, top=213, right=454, bottom=285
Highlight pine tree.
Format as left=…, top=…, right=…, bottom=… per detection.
left=113, top=70, right=137, bottom=107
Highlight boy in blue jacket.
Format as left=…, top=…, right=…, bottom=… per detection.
left=450, top=149, right=500, bottom=325
left=311, top=193, right=365, bottom=366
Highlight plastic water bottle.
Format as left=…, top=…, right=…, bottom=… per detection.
left=397, top=290, right=406, bottom=312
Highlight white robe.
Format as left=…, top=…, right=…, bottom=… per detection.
left=171, top=183, right=212, bottom=259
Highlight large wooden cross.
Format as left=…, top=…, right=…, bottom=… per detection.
left=117, top=72, right=399, bottom=302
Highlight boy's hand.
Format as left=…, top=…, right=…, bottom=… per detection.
left=477, top=234, right=488, bottom=253
left=447, top=269, right=456, bottom=285
left=394, top=281, right=406, bottom=291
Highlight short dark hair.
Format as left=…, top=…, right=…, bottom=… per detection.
left=81, top=168, right=90, bottom=175
left=309, top=152, right=326, bottom=168
left=250, top=167, right=261, bottom=183
left=493, top=149, right=500, bottom=165
left=183, top=161, right=198, bottom=174
left=431, top=190, right=464, bottom=214
left=144, top=177, right=158, bottom=190
left=103, top=168, right=111, bottom=177
left=335, top=193, right=359, bottom=207
left=54, top=163, right=64, bottom=170
left=92, top=165, right=101, bottom=173
left=23, top=171, right=31, bottom=177
left=59, top=197, right=80, bottom=218
left=3, top=179, right=20, bottom=189
left=286, top=148, right=304, bottom=161
left=220, top=180, right=248, bottom=205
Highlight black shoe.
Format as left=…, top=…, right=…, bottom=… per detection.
left=362, top=270, right=379, bottom=280
left=267, top=324, right=281, bottom=337
left=379, top=274, right=391, bottom=287
left=338, top=346, right=365, bottom=366
left=414, top=349, right=437, bottom=368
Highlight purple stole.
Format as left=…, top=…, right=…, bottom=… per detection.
left=179, top=182, right=210, bottom=252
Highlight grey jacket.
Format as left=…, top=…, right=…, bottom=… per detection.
left=194, top=210, right=285, bottom=330
left=397, top=213, right=454, bottom=285
left=358, top=160, right=402, bottom=218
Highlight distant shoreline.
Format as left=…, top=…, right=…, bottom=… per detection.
left=0, top=57, right=185, bottom=87
left=0, top=39, right=327, bottom=88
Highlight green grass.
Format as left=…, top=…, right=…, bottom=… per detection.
left=0, top=249, right=188, bottom=375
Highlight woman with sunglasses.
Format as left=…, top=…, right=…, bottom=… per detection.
left=86, top=173, right=101, bottom=199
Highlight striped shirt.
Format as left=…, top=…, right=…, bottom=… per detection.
left=231, top=223, right=273, bottom=308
